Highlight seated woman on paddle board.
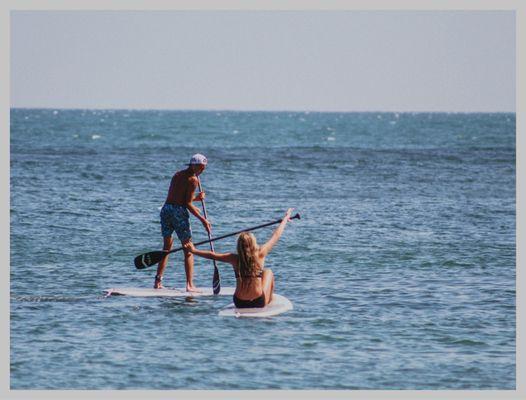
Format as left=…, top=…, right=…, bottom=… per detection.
left=184, top=208, right=293, bottom=308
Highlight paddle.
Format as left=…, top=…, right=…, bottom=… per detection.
left=134, top=213, right=300, bottom=269
left=197, top=177, right=220, bottom=294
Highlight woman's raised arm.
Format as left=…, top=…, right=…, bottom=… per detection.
left=258, top=208, right=293, bottom=258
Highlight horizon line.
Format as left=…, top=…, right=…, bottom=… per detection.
left=10, top=106, right=516, bottom=114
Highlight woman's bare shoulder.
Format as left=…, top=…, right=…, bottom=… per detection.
left=257, top=247, right=267, bottom=260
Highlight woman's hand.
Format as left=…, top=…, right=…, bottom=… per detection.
left=183, top=241, right=196, bottom=253
left=284, top=208, right=294, bottom=221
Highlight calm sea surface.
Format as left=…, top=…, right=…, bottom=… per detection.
left=10, top=109, right=515, bottom=389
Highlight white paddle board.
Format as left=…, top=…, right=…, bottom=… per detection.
left=105, top=286, right=235, bottom=298
left=218, top=293, right=293, bottom=318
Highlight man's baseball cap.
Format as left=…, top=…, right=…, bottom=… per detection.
left=189, top=153, right=208, bottom=165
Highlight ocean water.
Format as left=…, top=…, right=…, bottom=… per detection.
left=10, top=109, right=515, bottom=389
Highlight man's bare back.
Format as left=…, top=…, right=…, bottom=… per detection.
left=165, top=169, right=198, bottom=206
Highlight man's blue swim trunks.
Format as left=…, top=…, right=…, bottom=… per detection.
left=160, top=204, right=192, bottom=242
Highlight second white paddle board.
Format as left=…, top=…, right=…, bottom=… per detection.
left=218, top=293, right=293, bottom=318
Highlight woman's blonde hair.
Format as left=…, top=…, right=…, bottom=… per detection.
left=236, top=232, right=261, bottom=280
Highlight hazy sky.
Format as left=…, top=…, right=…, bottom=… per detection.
left=10, top=10, right=515, bottom=112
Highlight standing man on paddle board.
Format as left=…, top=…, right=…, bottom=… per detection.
left=154, top=153, right=212, bottom=291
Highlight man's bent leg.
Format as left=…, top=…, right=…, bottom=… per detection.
left=154, top=236, right=173, bottom=288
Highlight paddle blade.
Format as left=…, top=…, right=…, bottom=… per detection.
left=134, top=251, right=167, bottom=269
left=213, top=267, right=221, bottom=295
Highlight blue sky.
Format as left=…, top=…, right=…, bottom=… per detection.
left=10, top=10, right=515, bottom=112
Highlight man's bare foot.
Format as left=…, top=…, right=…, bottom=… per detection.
left=186, top=285, right=202, bottom=293
left=154, top=275, right=165, bottom=289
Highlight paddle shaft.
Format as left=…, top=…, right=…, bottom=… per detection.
left=164, top=213, right=300, bottom=256
left=196, top=178, right=215, bottom=251
left=197, top=177, right=220, bottom=294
